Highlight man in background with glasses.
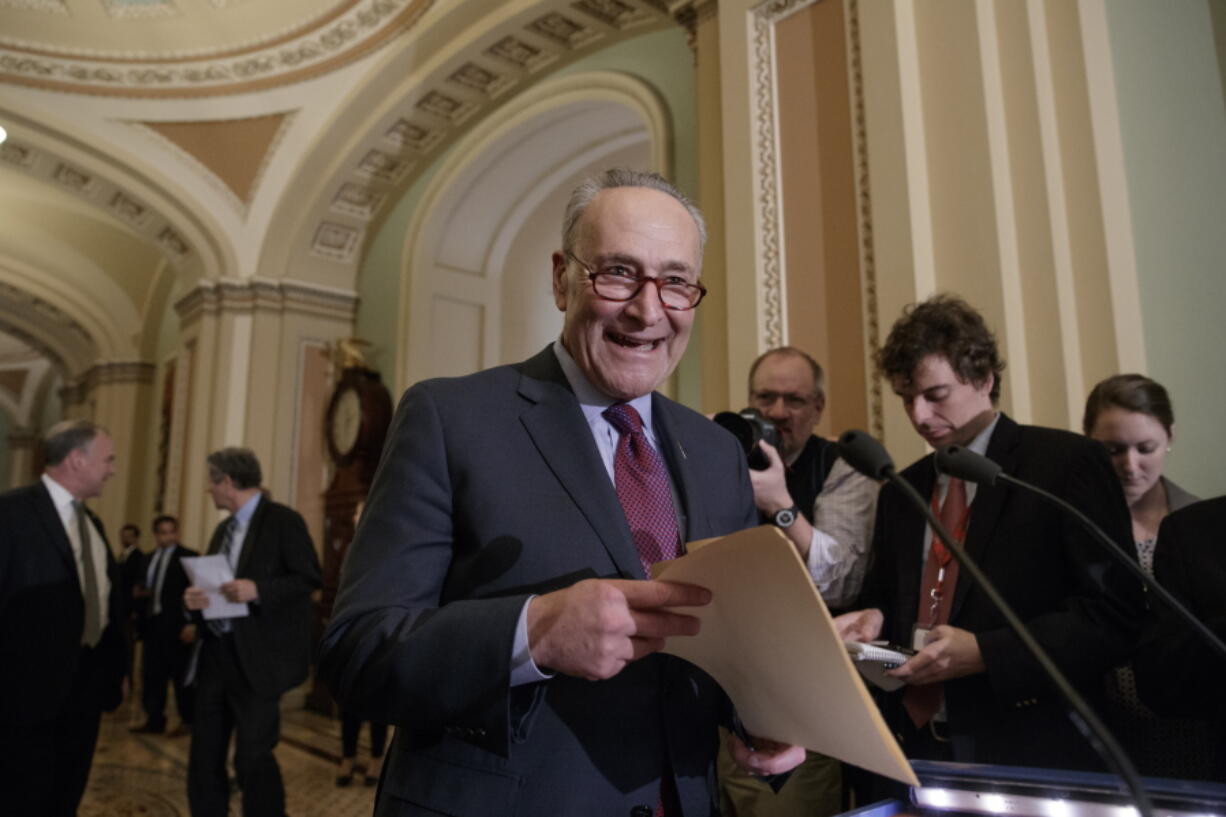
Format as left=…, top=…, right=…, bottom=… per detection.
left=720, top=348, right=879, bottom=817
left=322, top=168, right=803, bottom=816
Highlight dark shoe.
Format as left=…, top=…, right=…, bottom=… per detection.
left=335, top=773, right=353, bottom=787
left=130, top=723, right=165, bottom=734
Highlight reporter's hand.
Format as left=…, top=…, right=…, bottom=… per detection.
left=834, top=608, right=884, bottom=643
left=748, top=441, right=792, bottom=513
left=727, top=731, right=807, bottom=776
left=183, top=586, right=209, bottom=611
left=527, top=579, right=711, bottom=681
left=220, top=579, right=258, bottom=604
left=888, top=625, right=985, bottom=684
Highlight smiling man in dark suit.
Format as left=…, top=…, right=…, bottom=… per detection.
left=838, top=295, right=1142, bottom=771
left=184, top=447, right=321, bottom=817
left=320, top=168, right=802, bottom=816
left=0, top=419, right=127, bottom=816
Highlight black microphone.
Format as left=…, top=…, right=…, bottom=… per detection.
left=935, top=444, right=1226, bottom=665
left=836, top=429, right=895, bottom=480
left=934, top=444, right=1001, bottom=485
left=837, top=430, right=1152, bottom=817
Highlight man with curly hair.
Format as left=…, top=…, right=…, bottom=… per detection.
left=839, top=295, right=1142, bottom=772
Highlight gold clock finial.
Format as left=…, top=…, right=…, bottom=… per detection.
left=336, top=338, right=371, bottom=370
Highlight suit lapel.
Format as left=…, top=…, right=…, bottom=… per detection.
left=651, top=395, right=702, bottom=543
left=235, top=499, right=267, bottom=578
left=517, top=348, right=643, bottom=580
left=951, top=413, right=1019, bottom=619
left=898, top=460, right=934, bottom=628
left=33, top=482, right=81, bottom=583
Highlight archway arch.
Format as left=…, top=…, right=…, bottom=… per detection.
left=397, top=70, right=670, bottom=389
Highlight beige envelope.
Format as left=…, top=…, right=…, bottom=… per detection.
left=652, top=525, right=918, bottom=786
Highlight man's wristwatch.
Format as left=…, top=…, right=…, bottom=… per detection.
left=771, top=505, right=800, bottom=529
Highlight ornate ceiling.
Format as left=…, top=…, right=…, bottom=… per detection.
left=0, top=0, right=682, bottom=430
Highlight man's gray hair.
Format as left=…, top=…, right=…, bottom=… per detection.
left=43, top=419, right=106, bottom=467
left=206, top=447, right=263, bottom=490
left=561, top=168, right=707, bottom=255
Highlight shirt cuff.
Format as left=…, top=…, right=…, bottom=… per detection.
left=510, top=595, right=554, bottom=687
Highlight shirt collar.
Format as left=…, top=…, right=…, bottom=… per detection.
left=552, top=339, right=654, bottom=428
left=232, top=491, right=262, bottom=527
left=41, top=472, right=76, bottom=512
left=967, top=411, right=1000, bottom=457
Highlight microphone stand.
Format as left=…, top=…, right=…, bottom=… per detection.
left=990, top=471, right=1226, bottom=665
left=883, top=469, right=1154, bottom=817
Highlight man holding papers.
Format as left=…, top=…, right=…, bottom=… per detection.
left=320, top=169, right=802, bottom=816
left=839, top=295, right=1141, bottom=771
left=183, top=447, right=320, bottom=817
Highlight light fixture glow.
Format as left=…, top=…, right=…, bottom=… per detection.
left=982, top=794, right=1008, bottom=814
left=0, top=124, right=7, bottom=145
left=917, top=788, right=954, bottom=809
left=1045, top=799, right=1073, bottom=817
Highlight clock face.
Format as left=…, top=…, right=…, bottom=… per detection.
left=330, top=387, right=362, bottom=457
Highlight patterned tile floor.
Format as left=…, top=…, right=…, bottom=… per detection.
left=80, top=692, right=380, bottom=816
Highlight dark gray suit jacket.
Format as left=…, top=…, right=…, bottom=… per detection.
left=202, top=497, right=320, bottom=696
left=0, top=481, right=126, bottom=725
left=320, top=347, right=757, bottom=816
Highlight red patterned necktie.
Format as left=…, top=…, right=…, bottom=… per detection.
left=604, top=402, right=681, bottom=816
left=903, top=477, right=969, bottom=728
left=604, top=403, right=682, bottom=576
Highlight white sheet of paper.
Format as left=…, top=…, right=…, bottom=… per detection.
left=181, top=554, right=250, bottom=621
left=651, top=525, right=917, bottom=786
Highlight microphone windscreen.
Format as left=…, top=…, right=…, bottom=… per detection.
left=837, top=430, right=894, bottom=480
left=935, top=445, right=1001, bottom=485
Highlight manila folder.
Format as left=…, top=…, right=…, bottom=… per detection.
left=651, top=525, right=917, bottom=786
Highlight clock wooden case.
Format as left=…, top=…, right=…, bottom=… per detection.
left=309, top=365, right=392, bottom=714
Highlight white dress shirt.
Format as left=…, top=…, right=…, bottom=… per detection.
left=41, top=473, right=111, bottom=644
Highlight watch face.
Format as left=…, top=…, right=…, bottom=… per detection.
left=774, top=508, right=797, bottom=528
left=330, top=387, right=362, bottom=456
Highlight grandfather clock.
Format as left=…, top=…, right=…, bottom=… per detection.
left=307, top=362, right=392, bottom=713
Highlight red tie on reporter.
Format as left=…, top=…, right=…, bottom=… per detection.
left=603, top=402, right=682, bottom=816
left=903, top=476, right=970, bottom=728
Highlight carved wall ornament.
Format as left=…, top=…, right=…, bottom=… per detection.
left=101, top=0, right=179, bottom=21
left=574, top=0, right=653, bottom=29
left=449, top=62, right=513, bottom=97
left=845, top=0, right=881, bottom=437
left=0, top=0, right=67, bottom=13
left=311, top=222, right=362, bottom=262
left=528, top=12, right=601, bottom=48
left=416, top=90, right=473, bottom=123
left=0, top=0, right=434, bottom=96
left=485, top=35, right=550, bottom=70
left=332, top=183, right=385, bottom=219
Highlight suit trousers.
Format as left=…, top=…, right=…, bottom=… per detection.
left=188, top=634, right=285, bottom=817
left=141, top=624, right=194, bottom=729
left=0, top=645, right=106, bottom=816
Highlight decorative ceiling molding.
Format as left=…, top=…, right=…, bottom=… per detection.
left=0, top=0, right=434, bottom=98
left=0, top=280, right=94, bottom=375
left=174, top=277, right=358, bottom=324
left=1, top=136, right=196, bottom=265
left=309, top=0, right=675, bottom=266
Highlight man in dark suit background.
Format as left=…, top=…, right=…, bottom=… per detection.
left=838, top=295, right=1141, bottom=771
left=320, top=168, right=803, bottom=816
left=0, top=419, right=127, bottom=816
left=183, top=448, right=321, bottom=817
left=132, top=514, right=196, bottom=736
left=1134, top=496, right=1226, bottom=780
